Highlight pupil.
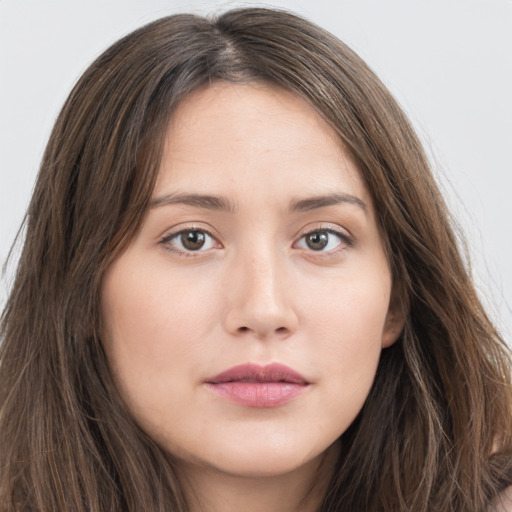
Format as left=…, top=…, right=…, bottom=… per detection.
left=182, top=230, right=205, bottom=250
left=306, top=231, right=328, bottom=250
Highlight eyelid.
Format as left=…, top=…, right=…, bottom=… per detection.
left=293, top=224, right=353, bottom=253
left=158, top=224, right=223, bottom=255
left=157, top=222, right=352, bottom=257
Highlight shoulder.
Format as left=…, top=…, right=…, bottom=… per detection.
left=490, top=486, right=512, bottom=512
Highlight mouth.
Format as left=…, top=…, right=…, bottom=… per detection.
left=205, top=363, right=310, bottom=408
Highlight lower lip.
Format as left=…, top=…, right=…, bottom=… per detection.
left=206, top=382, right=308, bottom=408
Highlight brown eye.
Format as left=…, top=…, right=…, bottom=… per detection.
left=296, top=229, right=349, bottom=253
left=162, top=229, right=217, bottom=254
left=181, top=230, right=206, bottom=251
left=305, top=231, right=329, bottom=251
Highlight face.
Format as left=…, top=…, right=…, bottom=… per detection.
left=101, top=82, right=403, bottom=481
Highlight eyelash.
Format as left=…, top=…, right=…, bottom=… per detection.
left=295, top=228, right=353, bottom=254
left=158, top=225, right=352, bottom=258
left=159, top=226, right=219, bottom=258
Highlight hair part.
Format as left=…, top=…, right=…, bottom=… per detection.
left=1, top=7, right=511, bottom=511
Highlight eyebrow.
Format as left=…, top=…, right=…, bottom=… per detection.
left=289, top=193, right=367, bottom=214
left=149, top=192, right=367, bottom=214
left=149, top=193, right=237, bottom=212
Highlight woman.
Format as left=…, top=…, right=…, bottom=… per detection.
left=0, top=7, right=511, bottom=512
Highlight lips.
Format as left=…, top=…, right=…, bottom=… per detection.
left=205, top=363, right=310, bottom=408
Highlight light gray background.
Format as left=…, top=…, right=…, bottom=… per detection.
left=1, top=0, right=511, bottom=339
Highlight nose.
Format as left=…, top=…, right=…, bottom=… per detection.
left=223, top=248, right=298, bottom=340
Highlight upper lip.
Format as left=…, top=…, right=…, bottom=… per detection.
left=206, top=363, right=309, bottom=384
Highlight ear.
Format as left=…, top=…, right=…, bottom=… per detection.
left=381, top=284, right=406, bottom=348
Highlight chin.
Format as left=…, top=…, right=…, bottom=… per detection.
left=214, top=452, right=311, bottom=478
left=172, top=433, right=336, bottom=480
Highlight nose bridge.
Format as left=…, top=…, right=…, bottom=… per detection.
left=224, top=240, right=297, bottom=339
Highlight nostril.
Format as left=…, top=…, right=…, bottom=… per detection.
left=235, top=326, right=289, bottom=337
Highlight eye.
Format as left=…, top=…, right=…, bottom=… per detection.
left=161, top=229, right=217, bottom=253
left=295, top=229, right=349, bottom=252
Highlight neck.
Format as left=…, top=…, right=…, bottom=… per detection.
left=179, top=443, right=339, bottom=512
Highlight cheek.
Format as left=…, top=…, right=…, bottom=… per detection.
left=103, top=255, right=217, bottom=348
left=300, top=260, right=391, bottom=347
left=100, top=257, right=220, bottom=411
left=299, top=264, right=390, bottom=407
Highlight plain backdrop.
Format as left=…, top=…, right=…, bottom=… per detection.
left=0, top=0, right=511, bottom=339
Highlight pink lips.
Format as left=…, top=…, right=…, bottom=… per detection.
left=205, top=363, right=309, bottom=408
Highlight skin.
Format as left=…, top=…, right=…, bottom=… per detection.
left=101, top=81, right=404, bottom=512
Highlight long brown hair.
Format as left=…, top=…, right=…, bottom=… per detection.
left=1, top=8, right=511, bottom=511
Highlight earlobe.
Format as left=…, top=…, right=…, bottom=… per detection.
left=381, top=286, right=406, bottom=348
left=381, top=314, right=405, bottom=347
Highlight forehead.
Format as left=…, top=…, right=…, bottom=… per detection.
left=155, top=81, right=369, bottom=207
